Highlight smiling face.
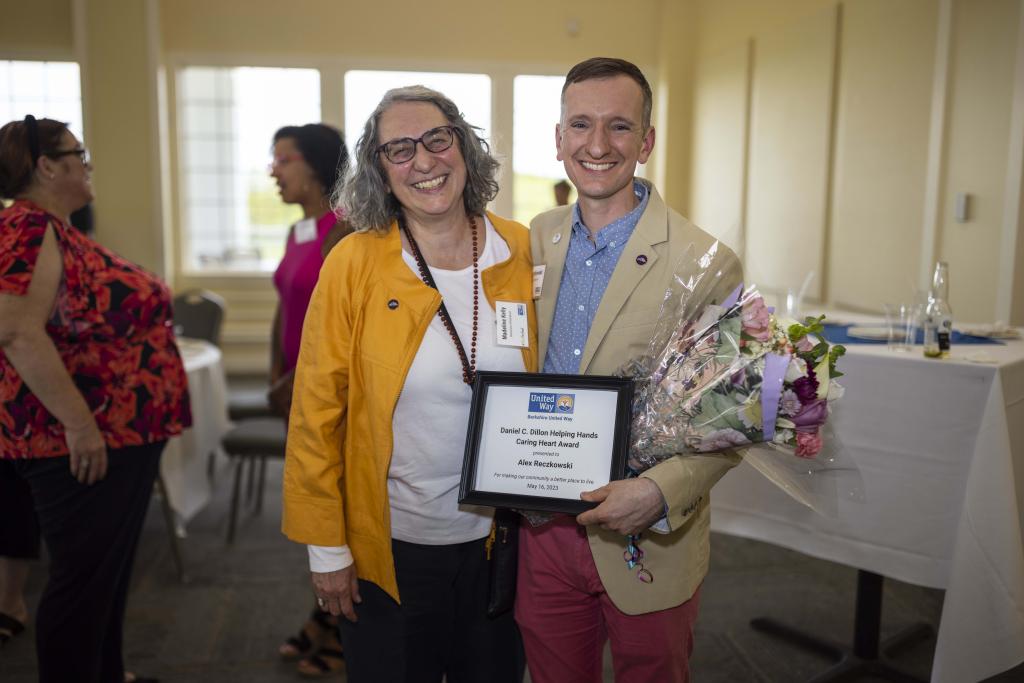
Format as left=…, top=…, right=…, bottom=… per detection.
left=270, top=137, right=321, bottom=206
left=557, top=75, right=655, bottom=216
left=377, top=101, right=468, bottom=226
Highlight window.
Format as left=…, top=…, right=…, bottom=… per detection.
left=344, top=70, right=492, bottom=160
left=177, top=66, right=320, bottom=272
left=0, top=61, right=83, bottom=140
left=513, top=75, right=574, bottom=225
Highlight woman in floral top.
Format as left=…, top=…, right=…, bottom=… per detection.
left=0, top=116, right=191, bottom=683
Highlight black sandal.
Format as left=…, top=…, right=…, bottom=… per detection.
left=279, top=608, right=336, bottom=661
left=0, top=612, right=25, bottom=648
left=296, top=646, right=345, bottom=678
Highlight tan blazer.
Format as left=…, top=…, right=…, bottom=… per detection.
left=531, top=180, right=744, bottom=614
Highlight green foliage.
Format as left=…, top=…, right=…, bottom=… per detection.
left=698, top=391, right=747, bottom=432
left=788, top=315, right=847, bottom=379
left=715, top=316, right=743, bottom=363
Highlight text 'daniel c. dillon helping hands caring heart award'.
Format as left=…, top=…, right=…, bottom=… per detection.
left=458, top=371, right=634, bottom=514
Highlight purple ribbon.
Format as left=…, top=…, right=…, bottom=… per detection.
left=722, top=283, right=744, bottom=309
left=760, top=353, right=790, bottom=440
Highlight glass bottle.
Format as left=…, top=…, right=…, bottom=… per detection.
left=922, top=261, right=952, bottom=358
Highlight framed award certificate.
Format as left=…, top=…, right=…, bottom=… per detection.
left=458, top=371, right=634, bottom=514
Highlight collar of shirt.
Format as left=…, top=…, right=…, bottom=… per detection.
left=570, top=180, right=650, bottom=249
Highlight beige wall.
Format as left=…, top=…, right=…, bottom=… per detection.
left=938, top=0, right=1020, bottom=320
left=0, top=0, right=73, bottom=56
left=745, top=6, right=837, bottom=301
left=829, top=0, right=938, bottom=311
left=81, top=0, right=166, bottom=275
left=688, top=0, right=1024, bottom=323
left=653, top=0, right=697, bottom=210
left=160, top=0, right=662, bottom=65
left=688, top=41, right=749, bottom=247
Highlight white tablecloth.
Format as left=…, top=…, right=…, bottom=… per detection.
left=160, top=338, right=230, bottom=523
left=710, top=326, right=1024, bottom=683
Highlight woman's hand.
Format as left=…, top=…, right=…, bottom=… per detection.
left=311, top=565, right=361, bottom=622
left=65, top=419, right=108, bottom=484
left=267, top=369, right=295, bottom=418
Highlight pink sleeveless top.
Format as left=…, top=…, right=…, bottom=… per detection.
left=272, top=212, right=338, bottom=372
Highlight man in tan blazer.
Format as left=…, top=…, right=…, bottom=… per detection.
left=515, top=58, right=744, bottom=683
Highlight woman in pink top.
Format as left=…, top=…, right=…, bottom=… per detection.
left=268, top=123, right=351, bottom=677
left=268, top=124, right=351, bottom=418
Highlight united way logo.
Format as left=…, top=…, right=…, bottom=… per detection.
left=527, top=392, right=575, bottom=414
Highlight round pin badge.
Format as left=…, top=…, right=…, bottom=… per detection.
left=387, top=299, right=399, bottom=310
left=636, top=254, right=648, bottom=265
left=552, top=233, right=562, bottom=244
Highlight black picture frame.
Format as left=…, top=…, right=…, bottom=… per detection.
left=458, top=371, right=634, bottom=515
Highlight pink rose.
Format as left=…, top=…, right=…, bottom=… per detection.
left=742, top=296, right=772, bottom=342
left=795, top=430, right=823, bottom=458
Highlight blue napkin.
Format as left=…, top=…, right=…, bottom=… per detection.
left=821, top=323, right=1003, bottom=346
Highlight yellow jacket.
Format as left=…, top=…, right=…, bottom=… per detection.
left=282, top=213, right=538, bottom=603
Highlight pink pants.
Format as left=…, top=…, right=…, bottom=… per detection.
left=515, top=516, right=701, bottom=683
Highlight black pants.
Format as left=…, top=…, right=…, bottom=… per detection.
left=15, top=442, right=164, bottom=683
left=338, top=537, right=522, bottom=683
left=0, top=459, right=40, bottom=559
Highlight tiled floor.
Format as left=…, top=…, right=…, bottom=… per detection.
left=2, top=458, right=1021, bottom=682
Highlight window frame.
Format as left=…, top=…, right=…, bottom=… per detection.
left=166, top=53, right=599, bottom=282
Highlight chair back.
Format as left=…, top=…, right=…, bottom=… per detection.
left=172, top=289, right=226, bottom=346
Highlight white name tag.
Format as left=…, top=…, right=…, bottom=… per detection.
left=532, top=265, right=546, bottom=299
left=294, top=218, right=317, bottom=244
left=495, top=301, right=529, bottom=348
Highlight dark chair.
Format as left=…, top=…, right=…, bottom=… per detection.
left=227, top=376, right=273, bottom=421
left=172, top=289, right=226, bottom=346
left=221, top=416, right=287, bottom=544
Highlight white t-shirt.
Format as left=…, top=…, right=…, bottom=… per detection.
left=308, top=216, right=527, bottom=572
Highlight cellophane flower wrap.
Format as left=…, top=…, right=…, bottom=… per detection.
left=618, top=242, right=862, bottom=515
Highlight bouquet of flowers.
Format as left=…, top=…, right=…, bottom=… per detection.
left=618, top=242, right=861, bottom=515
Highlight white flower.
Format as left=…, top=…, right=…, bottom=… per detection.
left=785, top=356, right=808, bottom=383
left=738, top=397, right=763, bottom=429
left=827, top=380, right=845, bottom=401
left=773, top=428, right=794, bottom=445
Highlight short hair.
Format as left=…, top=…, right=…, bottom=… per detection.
left=0, top=116, right=69, bottom=199
left=272, top=123, right=348, bottom=196
left=340, top=85, right=500, bottom=234
left=561, top=57, right=653, bottom=131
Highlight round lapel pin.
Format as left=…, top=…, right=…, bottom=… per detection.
left=387, top=299, right=399, bottom=310
left=636, top=254, right=648, bottom=266
left=553, top=232, right=562, bottom=244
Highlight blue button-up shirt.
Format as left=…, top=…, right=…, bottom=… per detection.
left=544, top=181, right=650, bottom=374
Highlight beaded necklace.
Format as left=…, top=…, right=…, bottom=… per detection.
left=400, top=215, right=479, bottom=385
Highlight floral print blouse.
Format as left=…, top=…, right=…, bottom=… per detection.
left=0, top=200, right=192, bottom=459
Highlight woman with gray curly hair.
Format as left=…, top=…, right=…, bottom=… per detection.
left=281, top=85, right=537, bottom=682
